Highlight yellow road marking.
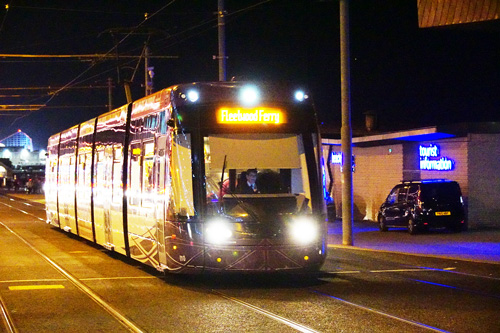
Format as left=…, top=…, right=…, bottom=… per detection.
left=8, top=285, right=65, bottom=291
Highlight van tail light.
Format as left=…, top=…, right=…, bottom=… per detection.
left=460, top=220, right=465, bottom=224
left=417, top=197, right=423, bottom=209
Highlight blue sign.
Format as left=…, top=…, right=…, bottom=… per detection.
left=331, top=152, right=342, bottom=164
left=419, top=144, right=454, bottom=171
left=330, top=152, right=355, bottom=172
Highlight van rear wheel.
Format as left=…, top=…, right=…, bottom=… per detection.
left=408, top=218, right=417, bottom=235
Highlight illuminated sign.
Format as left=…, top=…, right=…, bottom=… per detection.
left=330, top=152, right=355, bottom=172
left=218, top=107, right=284, bottom=124
left=331, top=152, right=342, bottom=164
left=419, top=144, right=454, bottom=171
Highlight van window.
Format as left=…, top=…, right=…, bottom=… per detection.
left=421, top=182, right=461, bottom=204
left=397, top=186, right=409, bottom=202
left=407, top=184, right=419, bottom=203
left=387, top=187, right=399, bottom=204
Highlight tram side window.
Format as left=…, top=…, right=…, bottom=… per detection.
left=112, top=146, right=123, bottom=203
left=142, top=141, right=155, bottom=207
left=59, top=156, right=70, bottom=195
left=94, top=150, right=106, bottom=202
left=129, top=143, right=141, bottom=206
left=69, top=156, right=75, bottom=195
left=170, top=133, right=195, bottom=219
left=77, top=154, right=86, bottom=192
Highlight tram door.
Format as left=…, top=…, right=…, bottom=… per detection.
left=103, top=146, right=113, bottom=247
left=94, top=147, right=114, bottom=249
left=156, top=135, right=168, bottom=267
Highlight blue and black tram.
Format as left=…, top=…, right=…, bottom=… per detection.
left=45, top=81, right=327, bottom=273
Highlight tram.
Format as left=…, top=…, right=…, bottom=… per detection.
left=45, top=81, right=327, bottom=273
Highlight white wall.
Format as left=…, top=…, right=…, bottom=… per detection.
left=323, top=138, right=472, bottom=224
left=467, top=134, right=500, bottom=228
left=324, top=144, right=403, bottom=221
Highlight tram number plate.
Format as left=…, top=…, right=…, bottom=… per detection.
left=435, top=211, right=451, bottom=216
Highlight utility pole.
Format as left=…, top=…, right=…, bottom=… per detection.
left=144, top=43, right=154, bottom=96
left=107, top=77, right=113, bottom=111
left=217, top=0, right=227, bottom=81
left=340, top=0, right=353, bottom=246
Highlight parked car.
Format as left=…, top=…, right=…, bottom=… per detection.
left=377, top=179, right=466, bottom=234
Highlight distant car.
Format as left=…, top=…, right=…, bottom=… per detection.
left=377, top=179, right=466, bottom=234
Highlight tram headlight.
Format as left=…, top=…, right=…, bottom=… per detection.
left=186, top=90, right=199, bottom=102
left=205, top=219, right=233, bottom=244
left=294, top=90, right=308, bottom=102
left=240, top=85, right=259, bottom=105
left=290, top=217, right=318, bottom=245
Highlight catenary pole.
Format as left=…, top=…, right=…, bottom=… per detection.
left=218, top=0, right=227, bottom=81
left=340, top=0, right=353, bottom=245
left=107, top=77, right=113, bottom=111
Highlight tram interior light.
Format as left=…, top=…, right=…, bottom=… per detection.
left=294, top=90, right=308, bottom=102
left=290, top=216, right=318, bottom=245
left=240, top=85, right=259, bottom=105
left=205, top=218, right=233, bottom=244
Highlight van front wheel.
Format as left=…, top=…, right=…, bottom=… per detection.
left=378, top=215, right=388, bottom=232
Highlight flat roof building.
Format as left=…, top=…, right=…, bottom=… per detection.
left=322, top=123, right=500, bottom=229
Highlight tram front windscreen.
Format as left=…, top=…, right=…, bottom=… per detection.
left=204, top=133, right=318, bottom=236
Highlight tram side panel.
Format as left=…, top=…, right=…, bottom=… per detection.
left=163, top=131, right=205, bottom=272
left=75, top=118, right=97, bottom=242
left=126, top=105, right=163, bottom=267
left=45, top=133, right=61, bottom=227
left=57, top=126, right=79, bottom=234
left=92, top=106, right=128, bottom=255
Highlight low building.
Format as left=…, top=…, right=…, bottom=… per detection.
left=0, top=130, right=46, bottom=190
left=322, top=123, right=500, bottom=229
left=0, top=130, right=34, bottom=151
left=0, top=160, right=13, bottom=187
left=0, top=147, right=47, bottom=167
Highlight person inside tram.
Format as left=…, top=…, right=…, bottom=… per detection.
left=236, top=169, right=259, bottom=194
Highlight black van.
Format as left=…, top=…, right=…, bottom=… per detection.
left=377, top=179, right=466, bottom=234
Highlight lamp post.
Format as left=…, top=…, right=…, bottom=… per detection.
left=340, top=0, right=353, bottom=246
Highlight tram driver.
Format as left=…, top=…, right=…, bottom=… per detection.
left=236, top=169, right=259, bottom=194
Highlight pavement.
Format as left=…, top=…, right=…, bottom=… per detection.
left=2, top=190, right=499, bottom=265
left=328, top=220, right=500, bottom=265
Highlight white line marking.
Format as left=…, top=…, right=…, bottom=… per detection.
left=329, top=268, right=455, bottom=275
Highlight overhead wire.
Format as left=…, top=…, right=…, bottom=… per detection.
left=6, top=0, right=274, bottom=126
left=0, top=3, right=9, bottom=34
left=8, top=0, right=178, bottom=126
left=152, top=0, right=272, bottom=52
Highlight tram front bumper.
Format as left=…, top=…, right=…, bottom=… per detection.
left=203, top=242, right=326, bottom=273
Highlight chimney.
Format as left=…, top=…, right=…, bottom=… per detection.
left=364, top=110, right=377, bottom=132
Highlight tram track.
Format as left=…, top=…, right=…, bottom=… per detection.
left=309, top=288, right=450, bottom=333
left=0, top=292, right=17, bottom=333
left=1, top=197, right=321, bottom=333
left=1, top=194, right=499, bottom=332
left=204, top=259, right=500, bottom=333
left=0, top=219, right=145, bottom=333
left=211, top=290, right=321, bottom=333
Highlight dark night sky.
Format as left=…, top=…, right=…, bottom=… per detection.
left=1, top=0, right=499, bottom=149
